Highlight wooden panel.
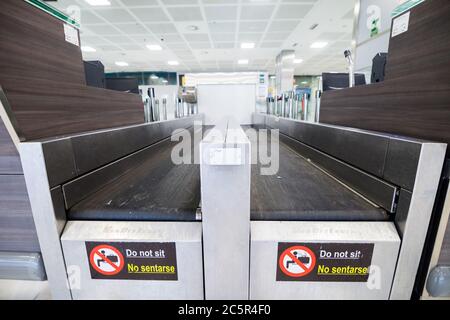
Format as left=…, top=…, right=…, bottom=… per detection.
left=0, top=0, right=144, bottom=141
left=439, top=215, right=450, bottom=265
left=0, top=175, right=40, bottom=252
left=320, top=0, right=450, bottom=147
left=4, top=81, right=144, bottom=140
left=0, top=118, right=22, bottom=174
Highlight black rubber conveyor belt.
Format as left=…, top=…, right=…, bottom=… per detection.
left=68, top=137, right=200, bottom=222
left=249, top=128, right=389, bottom=221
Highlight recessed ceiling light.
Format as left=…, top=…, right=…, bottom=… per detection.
left=310, top=41, right=328, bottom=49
left=168, top=61, right=179, bottom=65
left=294, top=59, right=303, bottom=64
left=81, top=46, right=96, bottom=52
left=147, top=44, right=162, bottom=51
left=186, top=25, right=199, bottom=32
left=115, top=61, right=129, bottom=67
left=238, top=59, right=249, bottom=64
left=241, top=42, right=255, bottom=49
left=84, top=0, right=111, bottom=6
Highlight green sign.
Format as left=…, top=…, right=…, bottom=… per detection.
left=392, top=0, right=426, bottom=18
left=25, top=0, right=80, bottom=28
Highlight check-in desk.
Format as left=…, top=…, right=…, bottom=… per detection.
left=248, top=113, right=446, bottom=300
left=19, top=115, right=205, bottom=300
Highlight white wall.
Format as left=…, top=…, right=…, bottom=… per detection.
left=197, top=84, right=256, bottom=126
left=139, top=85, right=178, bottom=120
left=354, top=0, right=408, bottom=77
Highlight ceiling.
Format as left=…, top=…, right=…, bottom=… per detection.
left=49, top=0, right=356, bottom=75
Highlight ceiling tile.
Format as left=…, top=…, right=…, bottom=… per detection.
left=189, top=42, right=212, bottom=49
left=120, top=44, right=143, bottom=50
left=146, top=23, right=178, bottom=34
left=238, top=33, right=263, bottom=42
left=274, top=4, right=314, bottom=20
left=214, top=42, right=235, bottom=49
left=94, top=9, right=136, bottom=23
left=260, top=41, right=283, bottom=48
left=167, top=7, right=203, bottom=21
left=240, top=5, right=275, bottom=20
left=84, top=24, right=118, bottom=35
left=163, top=0, right=199, bottom=4
left=99, top=44, right=122, bottom=51
left=268, top=20, right=300, bottom=33
left=79, top=10, right=104, bottom=24
left=102, top=35, right=134, bottom=44
left=208, top=22, right=236, bottom=33
left=116, top=23, right=149, bottom=34
left=204, top=0, right=238, bottom=3
left=239, top=21, right=267, bottom=33
left=264, top=32, right=291, bottom=41
left=125, top=0, right=159, bottom=6
left=129, top=8, right=170, bottom=22
left=184, top=33, right=210, bottom=41
left=210, top=33, right=235, bottom=41
left=161, top=34, right=185, bottom=43
left=204, top=6, right=238, bottom=21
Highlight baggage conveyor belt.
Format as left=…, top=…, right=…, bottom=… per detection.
left=249, top=128, right=390, bottom=221
left=67, top=137, right=201, bottom=222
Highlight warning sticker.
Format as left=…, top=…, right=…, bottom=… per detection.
left=276, top=243, right=374, bottom=282
left=86, top=242, right=177, bottom=281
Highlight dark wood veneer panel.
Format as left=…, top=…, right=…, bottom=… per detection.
left=0, top=119, right=22, bottom=174
left=0, top=0, right=144, bottom=141
left=320, top=0, right=450, bottom=147
left=0, top=175, right=40, bottom=252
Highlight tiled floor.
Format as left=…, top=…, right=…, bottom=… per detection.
left=0, top=280, right=51, bottom=300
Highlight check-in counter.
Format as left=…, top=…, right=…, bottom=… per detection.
left=248, top=113, right=446, bottom=300
left=19, top=115, right=205, bottom=300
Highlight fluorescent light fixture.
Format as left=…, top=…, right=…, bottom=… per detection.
left=310, top=41, right=328, bottom=49
left=81, top=46, right=96, bottom=52
left=238, top=59, right=249, bottom=64
left=241, top=42, right=255, bottom=49
left=294, top=58, right=303, bottom=64
left=168, top=61, right=179, bottom=65
left=150, top=74, right=159, bottom=80
left=115, top=61, right=129, bottom=67
left=84, top=0, right=111, bottom=6
left=147, top=44, right=162, bottom=51
left=161, top=79, right=168, bottom=83
left=301, top=81, right=308, bottom=84
left=270, top=76, right=276, bottom=79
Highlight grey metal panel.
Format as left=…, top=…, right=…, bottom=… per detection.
left=390, top=143, right=447, bottom=299
left=42, top=139, right=77, bottom=188
left=51, top=187, right=68, bottom=235
left=0, top=251, right=46, bottom=281
left=259, top=114, right=422, bottom=192
left=70, top=122, right=164, bottom=176
left=384, top=139, right=421, bottom=191
left=19, top=142, right=72, bottom=299
left=250, top=221, right=400, bottom=300
left=279, top=133, right=398, bottom=213
left=63, top=137, right=173, bottom=209
left=394, top=189, right=412, bottom=238
left=61, top=221, right=204, bottom=300
left=275, top=117, right=389, bottom=177
left=42, top=115, right=203, bottom=187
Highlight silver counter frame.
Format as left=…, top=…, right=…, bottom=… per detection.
left=252, top=113, right=447, bottom=300
left=19, top=115, right=204, bottom=300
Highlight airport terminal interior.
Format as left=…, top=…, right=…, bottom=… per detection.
left=0, top=0, right=449, bottom=301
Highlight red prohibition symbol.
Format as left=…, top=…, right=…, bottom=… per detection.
left=89, top=244, right=125, bottom=276
left=279, top=245, right=316, bottom=277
